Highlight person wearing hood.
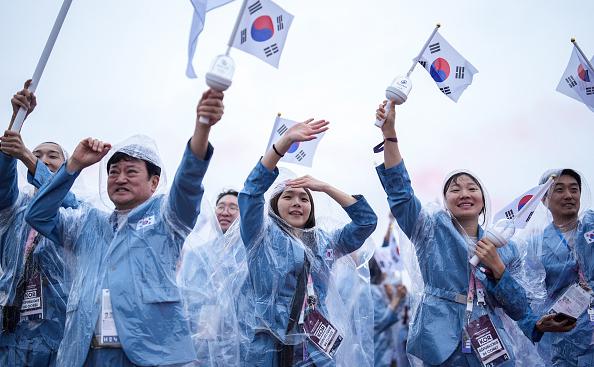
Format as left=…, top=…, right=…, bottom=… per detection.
left=0, top=81, right=78, bottom=366
left=372, top=100, right=573, bottom=366
left=25, top=89, right=225, bottom=367
left=237, top=118, right=377, bottom=366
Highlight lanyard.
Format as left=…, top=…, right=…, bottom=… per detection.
left=23, top=228, right=39, bottom=259
left=299, top=274, right=317, bottom=324
left=466, top=267, right=486, bottom=317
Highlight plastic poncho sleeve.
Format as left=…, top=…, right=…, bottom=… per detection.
left=375, top=161, right=422, bottom=239
left=0, top=153, right=18, bottom=210
left=238, top=160, right=279, bottom=249
left=27, top=158, right=78, bottom=209
left=25, top=161, right=81, bottom=246
left=332, top=196, right=378, bottom=256
left=165, top=141, right=214, bottom=233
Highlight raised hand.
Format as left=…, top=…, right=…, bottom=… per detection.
left=10, top=80, right=37, bottom=126
left=196, top=89, right=225, bottom=127
left=0, top=130, right=33, bottom=161
left=285, top=175, right=329, bottom=193
left=536, top=314, right=576, bottom=333
left=283, top=119, right=329, bottom=145
left=67, top=138, right=112, bottom=173
left=376, top=100, right=396, bottom=137
left=474, top=238, right=506, bottom=279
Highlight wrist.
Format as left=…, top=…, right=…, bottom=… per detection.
left=66, top=158, right=84, bottom=173
left=492, top=263, right=506, bottom=280
left=381, top=127, right=397, bottom=138
left=276, top=136, right=292, bottom=153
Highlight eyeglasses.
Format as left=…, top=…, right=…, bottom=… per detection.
left=215, top=205, right=239, bottom=214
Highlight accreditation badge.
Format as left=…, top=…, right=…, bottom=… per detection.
left=20, top=272, right=43, bottom=322
left=99, top=289, right=121, bottom=347
left=303, top=309, right=343, bottom=359
left=465, top=315, right=511, bottom=367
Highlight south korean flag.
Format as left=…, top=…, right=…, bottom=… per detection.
left=417, top=31, right=478, bottom=102
left=556, top=45, right=594, bottom=113
left=231, top=0, right=293, bottom=68
left=265, top=115, right=325, bottom=167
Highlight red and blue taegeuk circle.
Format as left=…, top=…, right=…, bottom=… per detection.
left=287, top=142, right=300, bottom=153
left=578, top=64, right=591, bottom=82
left=517, top=194, right=533, bottom=212
left=251, top=16, right=274, bottom=42
left=430, top=58, right=450, bottom=82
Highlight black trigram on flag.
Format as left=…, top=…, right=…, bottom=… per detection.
left=277, top=124, right=288, bottom=135
left=505, top=209, right=515, bottom=220
left=295, top=150, right=306, bottom=161
left=240, top=29, right=247, bottom=44
left=586, top=87, right=594, bottom=95
left=277, top=15, right=284, bottom=31
left=419, top=60, right=427, bottom=69
left=455, top=66, right=465, bottom=79
left=440, top=86, right=451, bottom=95
left=566, top=76, right=577, bottom=88
left=248, top=1, right=262, bottom=15
left=264, top=43, right=279, bottom=57
left=429, top=42, right=440, bottom=54
left=525, top=211, right=534, bottom=223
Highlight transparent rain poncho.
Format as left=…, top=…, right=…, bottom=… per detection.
left=376, top=162, right=544, bottom=367
left=24, top=134, right=212, bottom=367
left=521, top=169, right=594, bottom=365
left=176, top=196, right=248, bottom=367
left=0, top=146, right=78, bottom=363
left=233, top=160, right=377, bottom=366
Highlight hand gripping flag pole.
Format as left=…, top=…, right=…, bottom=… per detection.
left=572, top=38, right=594, bottom=76
left=375, top=23, right=441, bottom=127
left=9, top=0, right=74, bottom=132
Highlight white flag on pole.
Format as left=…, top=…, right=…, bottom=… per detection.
left=186, top=0, right=236, bottom=78
left=417, top=31, right=478, bottom=102
left=265, top=116, right=324, bottom=167
left=556, top=45, right=594, bottom=113
left=231, top=0, right=293, bottom=67
left=493, top=178, right=554, bottom=229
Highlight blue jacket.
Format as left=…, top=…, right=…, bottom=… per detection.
left=372, top=284, right=400, bottom=367
left=25, top=142, right=212, bottom=367
left=0, top=154, right=77, bottom=352
left=238, top=160, right=377, bottom=366
left=536, top=212, right=594, bottom=364
left=376, top=161, right=540, bottom=365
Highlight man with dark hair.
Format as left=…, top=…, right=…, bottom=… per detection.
left=215, top=189, right=239, bottom=234
left=25, top=89, right=225, bottom=367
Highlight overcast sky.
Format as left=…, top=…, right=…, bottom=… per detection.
left=1, top=0, right=593, bottom=245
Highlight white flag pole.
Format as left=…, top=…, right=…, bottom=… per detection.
left=406, top=23, right=441, bottom=77
left=9, top=0, right=74, bottom=132
left=571, top=38, right=594, bottom=75
left=224, top=0, right=249, bottom=56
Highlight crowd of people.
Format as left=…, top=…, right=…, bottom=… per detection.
left=0, top=82, right=592, bottom=367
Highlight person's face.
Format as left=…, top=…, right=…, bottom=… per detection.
left=215, top=194, right=239, bottom=233
left=33, top=143, right=64, bottom=173
left=277, top=188, right=312, bottom=229
left=444, top=174, right=484, bottom=222
left=547, top=175, right=581, bottom=220
left=107, top=159, right=159, bottom=210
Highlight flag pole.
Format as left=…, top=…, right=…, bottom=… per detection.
left=225, top=0, right=249, bottom=56
left=571, top=38, right=594, bottom=76
left=406, top=23, right=441, bottom=77
left=9, top=0, right=74, bottom=132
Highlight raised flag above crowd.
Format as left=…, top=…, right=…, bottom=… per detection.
left=231, top=0, right=293, bottom=67
left=265, top=114, right=324, bottom=167
left=556, top=40, right=594, bottom=113
left=186, top=0, right=236, bottom=78
left=493, top=177, right=554, bottom=229
left=417, top=31, right=478, bottom=102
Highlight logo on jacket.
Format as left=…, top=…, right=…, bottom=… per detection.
left=136, top=215, right=156, bottom=230
left=585, top=230, right=594, bottom=244
left=325, top=248, right=334, bottom=261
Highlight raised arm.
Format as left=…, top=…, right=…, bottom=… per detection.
left=27, top=138, right=111, bottom=244
left=8, top=79, right=36, bottom=130
left=374, top=101, right=422, bottom=238
left=168, top=90, right=223, bottom=230
left=286, top=175, right=377, bottom=255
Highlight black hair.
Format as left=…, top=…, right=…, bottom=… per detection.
left=216, top=189, right=239, bottom=205
left=270, top=187, right=316, bottom=229
left=369, top=257, right=384, bottom=285
left=443, top=172, right=486, bottom=219
left=560, top=169, right=582, bottom=191
left=106, top=152, right=161, bottom=179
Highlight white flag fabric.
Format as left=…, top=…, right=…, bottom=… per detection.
left=556, top=46, right=594, bottom=113
left=265, top=116, right=324, bottom=167
left=417, top=31, right=478, bottom=102
left=231, top=0, right=293, bottom=68
left=186, top=0, right=236, bottom=78
left=493, top=178, right=554, bottom=229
